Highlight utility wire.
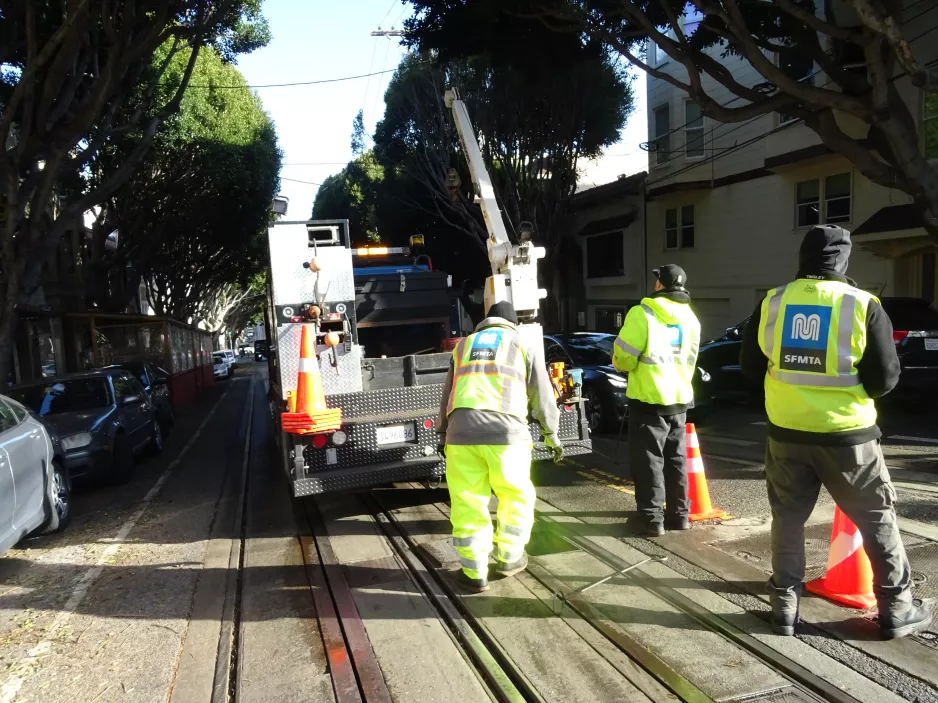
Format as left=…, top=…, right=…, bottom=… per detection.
left=178, top=66, right=404, bottom=90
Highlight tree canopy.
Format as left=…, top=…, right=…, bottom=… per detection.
left=405, top=0, right=938, bottom=238
left=0, top=0, right=271, bottom=378
left=107, top=45, right=282, bottom=325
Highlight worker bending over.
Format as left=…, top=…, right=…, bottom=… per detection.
left=613, top=265, right=700, bottom=537
left=741, top=225, right=931, bottom=638
left=438, top=301, right=561, bottom=593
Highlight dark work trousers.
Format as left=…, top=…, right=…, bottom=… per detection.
left=765, top=437, right=912, bottom=612
left=628, top=411, right=689, bottom=526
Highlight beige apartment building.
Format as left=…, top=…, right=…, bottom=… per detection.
left=635, top=2, right=938, bottom=339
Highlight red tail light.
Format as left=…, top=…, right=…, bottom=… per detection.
left=893, top=330, right=909, bottom=345
left=311, top=433, right=328, bottom=448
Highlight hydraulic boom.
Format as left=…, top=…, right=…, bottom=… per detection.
left=443, top=88, right=547, bottom=324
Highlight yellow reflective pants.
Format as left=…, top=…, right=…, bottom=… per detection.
left=445, top=443, right=535, bottom=580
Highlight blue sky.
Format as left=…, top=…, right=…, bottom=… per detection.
left=237, top=0, right=648, bottom=218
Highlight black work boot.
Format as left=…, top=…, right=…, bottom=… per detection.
left=455, top=570, right=489, bottom=594
left=664, top=516, right=690, bottom=531
left=496, top=553, right=528, bottom=577
left=879, top=599, right=933, bottom=640
left=767, top=581, right=800, bottom=636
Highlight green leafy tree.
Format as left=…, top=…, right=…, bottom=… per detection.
left=373, top=49, right=632, bottom=323
left=351, top=109, right=367, bottom=157
left=0, top=0, right=269, bottom=381
left=103, top=46, right=283, bottom=323
left=406, top=0, right=938, bottom=239
left=312, top=151, right=385, bottom=245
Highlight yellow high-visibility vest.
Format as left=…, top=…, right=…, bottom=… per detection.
left=757, top=279, right=877, bottom=433
left=448, top=325, right=528, bottom=422
left=613, top=298, right=699, bottom=406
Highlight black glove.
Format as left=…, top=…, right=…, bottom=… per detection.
left=551, top=444, right=564, bottom=464
left=436, top=442, right=446, bottom=457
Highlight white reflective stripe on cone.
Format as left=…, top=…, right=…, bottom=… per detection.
left=298, top=357, right=317, bottom=372
left=827, top=524, right=864, bottom=570
left=687, top=456, right=706, bottom=474
left=686, top=430, right=700, bottom=449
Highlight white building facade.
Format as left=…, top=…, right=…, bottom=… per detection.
left=641, top=2, right=937, bottom=339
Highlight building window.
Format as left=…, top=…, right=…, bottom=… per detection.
left=925, top=92, right=938, bottom=160
left=684, top=100, right=704, bottom=159
left=777, top=49, right=815, bottom=125
left=595, top=307, right=627, bottom=334
left=586, top=231, right=625, bottom=279
left=654, top=105, right=670, bottom=165
left=665, top=205, right=695, bottom=249
left=795, top=173, right=851, bottom=227
left=796, top=179, right=820, bottom=227
left=824, top=173, right=851, bottom=223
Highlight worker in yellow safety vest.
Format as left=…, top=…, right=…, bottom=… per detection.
left=437, top=301, right=562, bottom=593
left=612, top=264, right=700, bottom=537
left=741, top=225, right=931, bottom=639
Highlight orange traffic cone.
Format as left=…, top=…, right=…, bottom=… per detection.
left=806, top=507, right=876, bottom=609
left=281, top=325, right=342, bottom=435
left=686, top=423, right=729, bottom=521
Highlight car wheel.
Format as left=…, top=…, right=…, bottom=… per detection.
left=584, top=386, right=613, bottom=434
left=148, top=417, right=164, bottom=456
left=40, top=461, right=71, bottom=534
left=109, top=434, right=135, bottom=484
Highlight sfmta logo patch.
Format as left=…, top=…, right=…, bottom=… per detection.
left=780, top=304, right=832, bottom=372
left=470, top=330, right=503, bottom=361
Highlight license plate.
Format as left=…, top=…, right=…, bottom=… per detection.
left=926, top=339, right=938, bottom=351
left=376, top=422, right=416, bottom=445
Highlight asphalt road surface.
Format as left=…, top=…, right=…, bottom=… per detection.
left=0, top=366, right=934, bottom=703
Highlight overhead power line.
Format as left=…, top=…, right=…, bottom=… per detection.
left=180, top=66, right=403, bottom=90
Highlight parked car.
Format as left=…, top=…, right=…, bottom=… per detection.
left=213, top=352, right=232, bottom=380
left=880, top=297, right=938, bottom=400
left=697, top=297, right=938, bottom=404
left=543, top=332, right=711, bottom=433
left=101, top=361, right=174, bottom=433
left=0, top=394, right=70, bottom=554
left=221, top=349, right=237, bottom=370
left=7, top=369, right=163, bottom=484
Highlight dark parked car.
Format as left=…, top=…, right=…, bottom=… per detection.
left=102, top=361, right=174, bottom=433
left=697, top=297, right=938, bottom=403
left=8, top=369, right=163, bottom=484
left=543, top=333, right=712, bottom=433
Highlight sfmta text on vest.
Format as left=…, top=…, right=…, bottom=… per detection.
left=784, top=353, right=822, bottom=365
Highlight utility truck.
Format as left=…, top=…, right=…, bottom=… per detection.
left=264, top=90, right=591, bottom=496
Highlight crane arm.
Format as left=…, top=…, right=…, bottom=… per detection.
left=443, top=88, right=546, bottom=322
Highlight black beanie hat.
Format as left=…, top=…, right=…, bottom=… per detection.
left=486, top=300, right=518, bottom=324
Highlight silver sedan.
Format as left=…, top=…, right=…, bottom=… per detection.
left=0, top=394, right=70, bottom=555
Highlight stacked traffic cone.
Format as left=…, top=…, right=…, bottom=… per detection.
left=686, top=423, right=729, bottom=521
left=806, top=507, right=876, bottom=608
left=281, top=325, right=342, bottom=435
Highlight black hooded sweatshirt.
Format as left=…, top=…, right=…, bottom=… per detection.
left=739, top=225, right=900, bottom=446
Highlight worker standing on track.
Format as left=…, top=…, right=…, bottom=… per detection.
left=612, top=265, right=701, bottom=537
left=438, top=301, right=562, bottom=593
left=741, top=225, right=932, bottom=638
